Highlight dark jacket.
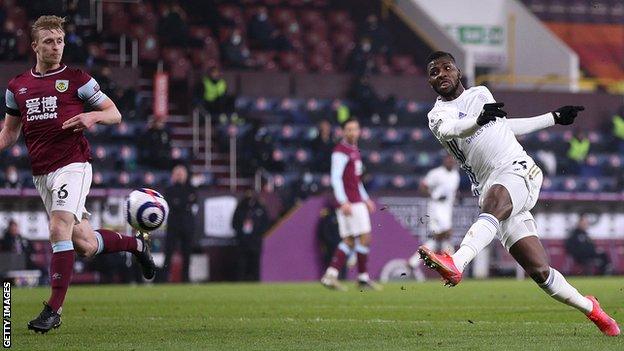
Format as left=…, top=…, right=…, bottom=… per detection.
left=232, top=196, right=270, bottom=249
left=164, top=182, right=197, bottom=222
left=565, top=228, right=596, bottom=261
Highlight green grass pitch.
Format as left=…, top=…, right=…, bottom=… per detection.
left=7, top=277, right=623, bottom=350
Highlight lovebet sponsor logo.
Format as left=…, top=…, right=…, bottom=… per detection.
left=3, top=281, right=10, bottom=348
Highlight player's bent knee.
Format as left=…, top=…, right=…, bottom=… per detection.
left=343, top=237, right=356, bottom=247
left=358, top=234, right=371, bottom=246
left=527, top=265, right=551, bottom=284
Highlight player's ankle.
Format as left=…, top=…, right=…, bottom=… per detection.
left=325, top=267, right=339, bottom=278
left=357, top=273, right=370, bottom=282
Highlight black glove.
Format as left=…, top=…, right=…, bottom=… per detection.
left=552, top=105, right=584, bottom=125
left=477, top=102, right=507, bottom=126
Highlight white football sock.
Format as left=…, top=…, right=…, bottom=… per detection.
left=358, top=273, right=370, bottom=282
left=539, top=267, right=593, bottom=314
left=452, top=213, right=499, bottom=272
left=136, top=238, right=143, bottom=252
left=325, top=267, right=339, bottom=278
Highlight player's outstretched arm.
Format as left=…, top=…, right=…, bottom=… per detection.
left=0, top=114, right=22, bottom=152
left=62, top=98, right=122, bottom=132
left=507, top=105, right=584, bottom=136
left=432, top=103, right=507, bottom=140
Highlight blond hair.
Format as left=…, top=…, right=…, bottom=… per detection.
left=31, top=15, right=65, bottom=42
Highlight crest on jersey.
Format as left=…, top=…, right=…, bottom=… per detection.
left=458, top=112, right=467, bottom=119
left=55, top=80, right=69, bottom=92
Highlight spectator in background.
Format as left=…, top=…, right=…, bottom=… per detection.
left=332, top=99, right=350, bottom=125
left=63, top=23, right=86, bottom=63
left=247, top=7, right=291, bottom=52
left=92, top=66, right=118, bottom=96
left=1, top=219, right=28, bottom=254
left=565, top=214, right=611, bottom=275
left=349, top=37, right=377, bottom=76
left=562, top=130, right=590, bottom=174
left=92, top=66, right=136, bottom=118
left=160, top=165, right=197, bottom=283
left=222, top=29, right=255, bottom=69
left=248, top=7, right=274, bottom=49
left=85, top=43, right=105, bottom=68
left=610, top=107, right=624, bottom=152
left=349, top=75, right=381, bottom=123
left=232, top=191, right=270, bottom=281
left=2, top=165, right=22, bottom=189
left=311, top=119, right=335, bottom=173
left=199, top=67, right=229, bottom=116
left=567, top=130, right=590, bottom=163
left=362, top=14, right=392, bottom=57
left=317, top=205, right=345, bottom=279
left=158, top=3, right=189, bottom=47
left=0, top=20, right=18, bottom=61
left=139, top=119, right=172, bottom=170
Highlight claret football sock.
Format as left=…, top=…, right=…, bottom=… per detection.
left=539, top=267, right=593, bottom=314
left=47, top=240, right=75, bottom=313
left=328, top=242, right=352, bottom=274
left=355, top=243, right=370, bottom=280
left=452, top=213, right=499, bottom=272
left=95, top=229, right=140, bottom=255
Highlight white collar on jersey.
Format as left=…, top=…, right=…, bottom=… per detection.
left=30, top=64, right=67, bottom=78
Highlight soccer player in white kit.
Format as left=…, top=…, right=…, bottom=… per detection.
left=408, top=154, right=459, bottom=275
left=417, top=51, right=619, bottom=336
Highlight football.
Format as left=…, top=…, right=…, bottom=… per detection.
left=125, top=188, right=169, bottom=232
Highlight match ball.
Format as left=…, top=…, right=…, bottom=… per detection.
left=125, top=188, right=169, bottom=232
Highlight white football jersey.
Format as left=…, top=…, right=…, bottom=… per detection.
left=423, top=165, right=460, bottom=206
left=428, top=86, right=527, bottom=195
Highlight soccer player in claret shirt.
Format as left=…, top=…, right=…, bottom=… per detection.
left=418, top=51, right=619, bottom=336
left=321, top=118, right=380, bottom=291
left=0, top=16, right=156, bottom=333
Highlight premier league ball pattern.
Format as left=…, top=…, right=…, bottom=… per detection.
left=125, top=188, right=169, bottom=232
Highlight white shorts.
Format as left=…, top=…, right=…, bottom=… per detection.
left=479, top=156, right=543, bottom=250
left=336, top=202, right=372, bottom=238
left=428, top=202, right=453, bottom=234
left=33, top=162, right=92, bottom=224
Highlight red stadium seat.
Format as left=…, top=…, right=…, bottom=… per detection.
left=273, top=8, right=297, bottom=27
left=328, top=11, right=350, bottom=28
left=190, top=48, right=219, bottom=71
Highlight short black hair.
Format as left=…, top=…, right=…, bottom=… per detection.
left=340, top=117, right=359, bottom=129
left=426, top=51, right=456, bottom=66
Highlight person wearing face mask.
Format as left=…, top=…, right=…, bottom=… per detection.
left=3, top=165, right=22, bottom=189
left=349, top=37, right=377, bottom=76
left=232, top=191, right=270, bottom=281
left=248, top=7, right=274, bottom=49
left=222, top=29, right=255, bottom=69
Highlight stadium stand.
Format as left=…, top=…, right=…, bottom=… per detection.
left=522, top=0, right=624, bottom=80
